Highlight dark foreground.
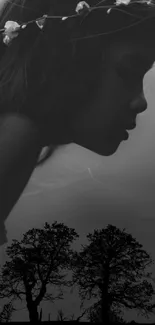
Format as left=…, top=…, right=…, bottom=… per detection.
left=0, top=321, right=155, bottom=325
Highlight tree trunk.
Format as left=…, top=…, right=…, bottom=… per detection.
left=101, top=295, right=110, bottom=324
left=27, top=303, right=39, bottom=322
left=101, top=266, right=110, bottom=324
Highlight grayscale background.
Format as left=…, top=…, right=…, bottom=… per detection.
left=0, top=0, right=155, bottom=320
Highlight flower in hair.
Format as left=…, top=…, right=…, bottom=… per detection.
left=107, top=8, right=112, bottom=13
left=36, top=15, right=47, bottom=30
left=75, top=1, right=90, bottom=14
left=3, top=20, right=21, bottom=45
left=62, top=17, right=68, bottom=21
left=115, top=0, right=131, bottom=5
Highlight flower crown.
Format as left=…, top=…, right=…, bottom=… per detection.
left=1, top=0, right=153, bottom=46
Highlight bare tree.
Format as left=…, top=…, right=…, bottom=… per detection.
left=56, top=308, right=68, bottom=321
left=0, top=300, right=16, bottom=322
left=87, top=300, right=127, bottom=323
left=39, top=307, right=43, bottom=322
left=55, top=308, right=88, bottom=322
left=0, top=221, right=79, bottom=322
left=70, top=224, right=155, bottom=323
left=68, top=309, right=88, bottom=322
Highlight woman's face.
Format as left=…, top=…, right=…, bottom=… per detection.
left=69, top=39, right=155, bottom=156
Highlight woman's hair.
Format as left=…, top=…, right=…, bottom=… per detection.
left=0, top=0, right=155, bottom=167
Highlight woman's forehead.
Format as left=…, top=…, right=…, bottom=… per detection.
left=108, top=40, right=155, bottom=66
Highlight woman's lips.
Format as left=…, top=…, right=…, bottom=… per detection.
left=122, top=121, right=136, bottom=140
left=123, top=130, right=129, bottom=140
left=125, top=122, right=136, bottom=130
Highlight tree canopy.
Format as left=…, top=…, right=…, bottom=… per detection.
left=70, top=225, right=155, bottom=322
left=0, top=221, right=79, bottom=322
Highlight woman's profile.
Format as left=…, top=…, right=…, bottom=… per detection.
left=0, top=0, right=155, bottom=245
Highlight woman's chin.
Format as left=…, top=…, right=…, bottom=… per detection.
left=81, top=138, right=124, bottom=156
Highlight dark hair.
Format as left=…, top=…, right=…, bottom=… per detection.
left=0, top=0, right=155, bottom=167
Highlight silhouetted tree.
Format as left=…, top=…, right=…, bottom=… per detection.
left=39, top=307, right=43, bottom=322
left=0, top=300, right=16, bottom=322
left=55, top=308, right=87, bottom=322
left=87, top=300, right=126, bottom=323
left=70, top=224, right=155, bottom=323
left=68, top=309, right=87, bottom=322
left=48, top=312, right=51, bottom=321
left=0, top=221, right=79, bottom=322
left=56, top=308, right=68, bottom=321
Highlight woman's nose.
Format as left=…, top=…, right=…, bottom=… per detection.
left=130, top=92, right=147, bottom=114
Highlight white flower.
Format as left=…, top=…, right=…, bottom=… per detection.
left=3, top=20, right=20, bottom=45
left=75, top=1, right=90, bottom=14
left=36, top=15, right=47, bottom=30
left=115, top=0, right=131, bottom=5
left=107, top=8, right=112, bottom=13
left=62, top=16, right=68, bottom=21
left=21, top=24, right=27, bottom=29
left=4, top=20, right=20, bottom=31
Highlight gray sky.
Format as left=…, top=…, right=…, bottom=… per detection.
left=1, top=58, right=155, bottom=322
